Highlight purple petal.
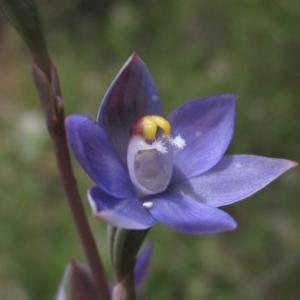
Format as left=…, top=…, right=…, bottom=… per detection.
left=66, top=115, right=133, bottom=198
left=97, top=53, right=162, bottom=162
left=172, top=155, right=297, bottom=207
left=88, top=187, right=155, bottom=230
left=169, top=94, right=237, bottom=184
left=148, top=193, right=237, bottom=234
left=134, top=242, right=153, bottom=289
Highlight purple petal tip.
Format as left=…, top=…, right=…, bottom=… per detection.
left=131, top=52, right=140, bottom=60
left=288, top=160, right=298, bottom=168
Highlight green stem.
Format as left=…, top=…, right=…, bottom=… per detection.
left=109, top=228, right=150, bottom=300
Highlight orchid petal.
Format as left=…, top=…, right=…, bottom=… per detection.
left=173, top=155, right=297, bottom=207
left=88, top=187, right=155, bottom=230
left=169, top=94, right=236, bottom=184
left=66, top=115, right=133, bottom=198
left=97, top=53, right=162, bottom=162
left=148, top=193, right=237, bottom=234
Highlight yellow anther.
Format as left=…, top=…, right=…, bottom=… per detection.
left=141, top=115, right=171, bottom=140
left=149, top=116, right=171, bottom=138
left=131, top=115, right=171, bottom=140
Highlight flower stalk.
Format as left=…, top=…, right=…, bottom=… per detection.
left=31, top=55, right=111, bottom=300
left=109, top=228, right=150, bottom=300
left=0, top=1, right=111, bottom=299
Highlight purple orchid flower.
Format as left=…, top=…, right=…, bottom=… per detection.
left=66, top=53, right=297, bottom=235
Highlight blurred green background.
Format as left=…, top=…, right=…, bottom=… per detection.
left=0, top=0, right=299, bottom=299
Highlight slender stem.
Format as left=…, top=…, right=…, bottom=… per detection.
left=0, top=2, right=110, bottom=296
left=112, top=229, right=149, bottom=282
left=32, top=59, right=111, bottom=300
left=109, top=228, right=149, bottom=300
left=50, top=116, right=111, bottom=300
left=107, top=225, right=118, bottom=269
